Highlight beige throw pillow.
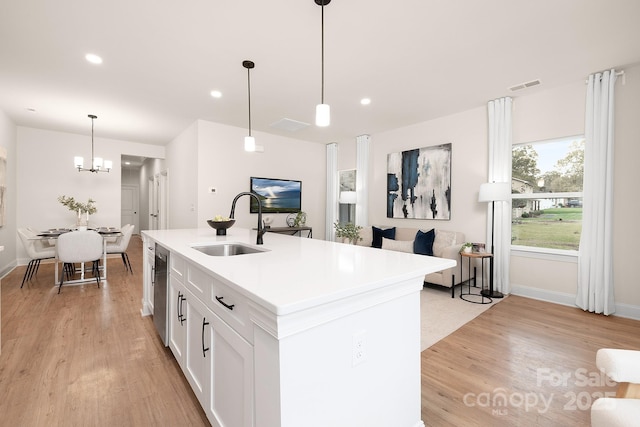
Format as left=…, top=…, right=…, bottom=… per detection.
left=381, top=237, right=414, bottom=253
left=432, top=230, right=457, bottom=257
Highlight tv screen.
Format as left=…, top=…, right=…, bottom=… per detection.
left=250, top=177, right=302, bottom=214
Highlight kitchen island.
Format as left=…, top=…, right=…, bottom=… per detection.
left=141, top=227, right=455, bottom=427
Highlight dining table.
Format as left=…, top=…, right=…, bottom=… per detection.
left=32, top=227, right=122, bottom=285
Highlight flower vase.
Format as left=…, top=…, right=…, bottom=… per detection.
left=76, top=210, right=88, bottom=230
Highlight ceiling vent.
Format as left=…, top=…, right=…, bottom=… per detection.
left=270, top=118, right=310, bottom=132
left=509, top=79, right=542, bottom=92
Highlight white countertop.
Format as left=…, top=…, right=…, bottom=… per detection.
left=142, top=227, right=455, bottom=316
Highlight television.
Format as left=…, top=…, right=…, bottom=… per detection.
left=250, top=177, right=302, bottom=214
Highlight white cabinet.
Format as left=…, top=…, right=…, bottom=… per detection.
left=179, top=260, right=254, bottom=427
left=141, top=238, right=155, bottom=316
left=169, top=275, right=187, bottom=368
left=208, top=312, right=254, bottom=427
left=184, top=288, right=211, bottom=410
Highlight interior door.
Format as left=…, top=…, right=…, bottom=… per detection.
left=149, top=175, right=158, bottom=230
left=121, top=185, right=139, bottom=231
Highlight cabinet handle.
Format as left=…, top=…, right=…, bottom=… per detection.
left=215, top=296, right=235, bottom=310
left=202, top=318, right=210, bottom=357
left=178, top=292, right=186, bottom=325
left=151, top=266, right=155, bottom=286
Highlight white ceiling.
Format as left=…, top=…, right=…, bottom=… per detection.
left=2, top=0, right=640, bottom=146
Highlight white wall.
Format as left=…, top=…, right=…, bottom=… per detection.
left=15, top=127, right=164, bottom=263
left=165, top=120, right=326, bottom=237
left=166, top=121, right=199, bottom=229
left=0, top=111, right=17, bottom=277
left=356, top=64, right=640, bottom=313
left=369, top=106, right=489, bottom=243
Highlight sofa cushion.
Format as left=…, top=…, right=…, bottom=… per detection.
left=381, top=237, right=413, bottom=253
left=413, top=229, right=435, bottom=255
left=432, top=229, right=457, bottom=257
left=372, top=226, right=396, bottom=248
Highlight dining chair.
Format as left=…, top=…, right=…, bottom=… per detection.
left=17, top=228, right=57, bottom=288
left=56, top=230, right=104, bottom=294
left=106, top=224, right=135, bottom=273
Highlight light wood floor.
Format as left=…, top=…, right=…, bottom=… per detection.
left=422, top=294, right=640, bottom=426
left=2, top=237, right=639, bottom=426
left=0, top=235, right=209, bottom=426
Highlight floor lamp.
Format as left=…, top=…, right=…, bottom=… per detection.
left=478, top=182, right=511, bottom=298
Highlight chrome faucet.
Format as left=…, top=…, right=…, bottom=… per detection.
left=230, top=191, right=265, bottom=245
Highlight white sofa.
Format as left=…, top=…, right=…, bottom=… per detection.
left=356, top=226, right=473, bottom=297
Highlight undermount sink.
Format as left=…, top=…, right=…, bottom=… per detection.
left=191, top=243, right=269, bottom=257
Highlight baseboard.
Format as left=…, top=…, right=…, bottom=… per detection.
left=0, top=260, right=17, bottom=280
left=511, top=283, right=640, bottom=321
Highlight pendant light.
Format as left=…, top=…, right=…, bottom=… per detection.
left=243, top=60, right=256, bottom=152
left=315, top=0, right=330, bottom=127
left=74, top=114, right=112, bottom=173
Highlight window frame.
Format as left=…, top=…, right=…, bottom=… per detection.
left=510, top=136, right=584, bottom=257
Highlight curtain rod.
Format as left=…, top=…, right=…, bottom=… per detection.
left=585, top=69, right=625, bottom=84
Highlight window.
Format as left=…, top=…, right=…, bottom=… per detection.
left=511, top=136, right=584, bottom=252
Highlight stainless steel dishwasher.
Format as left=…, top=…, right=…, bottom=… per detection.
left=153, top=243, right=169, bottom=346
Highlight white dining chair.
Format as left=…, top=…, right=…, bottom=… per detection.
left=56, top=230, right=104, bottom=294
left=106, top=224, right=135, bottom=273
left=17, top=228, right=57, bottom=288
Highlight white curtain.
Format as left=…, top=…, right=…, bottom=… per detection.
left=355, top=135, right=370, bottom=227
left=325, top=143, right=339, bottom=241
left=487, top=97, right=513, bottom=295
left=576, top=70, right=617, bottom=315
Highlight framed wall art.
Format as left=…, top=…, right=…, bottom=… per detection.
left=387, top=143, right=451, bottom=220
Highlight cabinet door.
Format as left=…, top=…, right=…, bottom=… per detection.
left=141, top=241, right=155, bottom=316
left=208, top=314, right=254, bottom=427
left=168, top=276, right=187, bottom=367
left=184, top=291, right=212, bottom=410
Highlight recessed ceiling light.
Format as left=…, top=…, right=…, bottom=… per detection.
left=210, top=90, right=222, bottom=98
left=360, top=98, right=371, bottom=105
left=85, top=53, right=103, bottom=64
left=125, top=161, right=131, bottom=165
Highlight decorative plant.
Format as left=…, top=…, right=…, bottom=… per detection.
left=460, top=242, right=473, bottom=253
left=334, top=221, right=363, bottom=245
left=294, top=211, right=307, bottom=227
left=58, top=195, right=97, bottom=214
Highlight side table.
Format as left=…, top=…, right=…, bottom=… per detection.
left=459, top=251, right=493, bottom=304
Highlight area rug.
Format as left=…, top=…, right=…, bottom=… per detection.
left=420, top=285, right=504, bottom=350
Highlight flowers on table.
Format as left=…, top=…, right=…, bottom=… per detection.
left=57, top=195, right=97, bottom=214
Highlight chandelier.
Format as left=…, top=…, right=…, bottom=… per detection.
left=74, top=114, right=112, bottom=173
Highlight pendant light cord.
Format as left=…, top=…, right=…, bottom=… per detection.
left=247, top=66, right=252, bottom=136
left=321, top=2, right=325, bottom=104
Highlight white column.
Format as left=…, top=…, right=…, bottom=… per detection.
left=355, top=135, right=370, bottom=227
left=325, top=143, right=338, bottom=241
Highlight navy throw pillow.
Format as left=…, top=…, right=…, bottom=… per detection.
left=372, top=226, right=396, bottom=248
left=414, top=229, right=435, bottom=255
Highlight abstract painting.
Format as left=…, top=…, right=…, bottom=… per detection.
left=387, top=143, right=451, bottom=220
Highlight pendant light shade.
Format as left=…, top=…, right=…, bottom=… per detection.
left=243, top=60, right=256, bottom=152
left=315, top=0, right=331, bottom=127
left=316, top=103, right=330, bottom=127
left=75, top=114, right=112, bottom=173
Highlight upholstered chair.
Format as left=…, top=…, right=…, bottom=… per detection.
left=17, top=228, right=56, bottom=288
left=106, top=224, right=135, bottom=273
left=56, top=230, right=103, bottom=294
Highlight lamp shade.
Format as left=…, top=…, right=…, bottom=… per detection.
left=316, top=103, right=330, bottom=127
left=339, top=191, right=357, bottom=204
left=74, top=156, right=84, bottom=169
left=244, top=136, right=256, bottom=152
left=478, top=182, right=511, bottom=202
